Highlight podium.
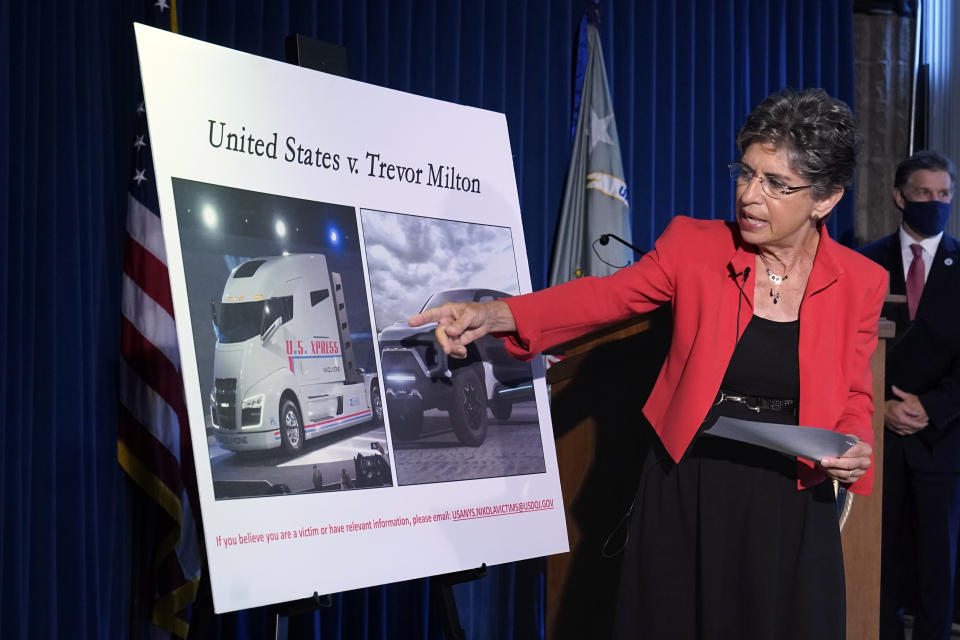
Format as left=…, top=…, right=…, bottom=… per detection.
left=543, top=307, right=894, bottom=640
left=843, top=316, right=894, bottom=638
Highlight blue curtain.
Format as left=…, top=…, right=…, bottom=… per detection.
left=175, top=0, right=855, bottom=281
left=602, top=0, right=856, bottom=250
left=2, top=2, right=138, bottom=639
left=0, top=1, right=854, bottom=638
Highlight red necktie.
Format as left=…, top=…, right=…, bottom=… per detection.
left=906, top=243, right=925, bottom=320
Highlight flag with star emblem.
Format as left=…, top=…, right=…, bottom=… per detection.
left=549, top=9, right=633, bottom=285
left=117, top=2, right=202, bottom=638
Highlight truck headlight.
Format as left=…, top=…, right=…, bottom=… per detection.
left=242, top=394, right=264, bottom=409
left=210, top=392, right=219, bottom=429
left=241, top=394, right=264, bottom=428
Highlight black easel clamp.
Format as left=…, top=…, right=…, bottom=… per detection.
left=272, top=590, right=332, bottom=617
left=273, top=591, right=332, bottom=640
left=431, top=564, right=488, bottom=640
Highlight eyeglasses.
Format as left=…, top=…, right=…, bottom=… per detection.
left=728, top=162, right=812, bottom=200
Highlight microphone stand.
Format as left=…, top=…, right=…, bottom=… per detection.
left=598, top=233, right=645, bottom=257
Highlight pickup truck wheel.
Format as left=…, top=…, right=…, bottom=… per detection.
left=370, top=381, right=384, bottom=426
left=388, top=402, right=423, bottom=440
left=450, top=366, right=487, bottom=446
left=279, top=399, right=305, bottom=455
left=490, top=398, right=512, bottom=421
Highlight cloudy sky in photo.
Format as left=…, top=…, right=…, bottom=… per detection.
left=360, top=210, right=521, bottom=331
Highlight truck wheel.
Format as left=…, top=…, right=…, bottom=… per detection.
left=279, top=398, right=305, bottom=455
left=450, top=366, right=487, bottom=446
left=388, top=403, right=423, bottom=440
left=370, top=381, right=384, bottom=426
left=490, top=398, right=512, bottom=421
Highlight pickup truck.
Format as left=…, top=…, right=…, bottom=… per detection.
left=377, top=289, right=535, bottom=446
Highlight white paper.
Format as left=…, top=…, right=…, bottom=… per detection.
left=705, top=416, right=858, bottom=462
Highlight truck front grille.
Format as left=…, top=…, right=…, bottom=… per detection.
left=214, top=378, right=238, bottom=431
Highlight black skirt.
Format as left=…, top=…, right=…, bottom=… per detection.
left=612, top=316, right=845, bottom=639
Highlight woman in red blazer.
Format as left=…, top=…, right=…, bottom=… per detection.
left=413, top=89, right=887, bottom=639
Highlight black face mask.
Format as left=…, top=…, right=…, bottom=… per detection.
left=901, top=198, right=951, bottom=237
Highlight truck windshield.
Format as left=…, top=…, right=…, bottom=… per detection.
left=216, top=296, right=293, bottom=343
left=419, top=290, right=505, bottom=312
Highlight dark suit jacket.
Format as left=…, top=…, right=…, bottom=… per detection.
left=860, top=231, right=960, bottom=472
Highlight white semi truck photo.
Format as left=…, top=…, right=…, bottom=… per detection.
left=208, top=253, right=382, bottom=455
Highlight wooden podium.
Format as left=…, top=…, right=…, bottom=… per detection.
left=543, top=308, right=894, bottom=640
left=842, top=316, right=895, bottom=638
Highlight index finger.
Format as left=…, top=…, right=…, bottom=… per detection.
left=895, top=411, right=928, bottom=427
left=410, top=306, right=448, bottom=327
left=820, top=455, right=871, bottom=471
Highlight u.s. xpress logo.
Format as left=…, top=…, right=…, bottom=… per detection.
left=586, top=171, right=629, bottom=207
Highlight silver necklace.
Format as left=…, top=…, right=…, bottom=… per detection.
left=759, top=255, right=799, bottom=304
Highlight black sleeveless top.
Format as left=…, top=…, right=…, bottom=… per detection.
left=720, top=314, right=800, bottom=401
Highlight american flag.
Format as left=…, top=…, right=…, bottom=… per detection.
left=117, top=2, right=202, bottom=638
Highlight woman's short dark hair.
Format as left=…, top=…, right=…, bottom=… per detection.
left=736, top=88, right=860, bottom=200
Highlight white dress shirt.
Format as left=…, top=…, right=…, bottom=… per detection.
left=899, top=225, right=943, bottom=284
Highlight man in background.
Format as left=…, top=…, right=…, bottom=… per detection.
left=861, top=151, right=960, bottom=640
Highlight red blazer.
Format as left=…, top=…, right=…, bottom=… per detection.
left=505, top=216, right=888, bottom=495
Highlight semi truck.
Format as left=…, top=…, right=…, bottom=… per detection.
left=208, top=253, right=382, bottom=455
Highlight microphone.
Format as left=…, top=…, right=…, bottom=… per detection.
left=734, top=266, right=751, bottom=344
left=598, top=233, right=645, bottom=257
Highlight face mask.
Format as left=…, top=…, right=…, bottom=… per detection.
left=901, top=198, right=951, bottom=236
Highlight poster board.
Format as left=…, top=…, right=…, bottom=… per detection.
left=134, top=24, right=568, bottom=613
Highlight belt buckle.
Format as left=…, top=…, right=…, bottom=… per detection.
left=714, top=391, right=761, bottom=413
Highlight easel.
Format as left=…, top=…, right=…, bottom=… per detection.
left=430, top=564, right=488, bottom=640
left=270, top=34, right=487, bottom=640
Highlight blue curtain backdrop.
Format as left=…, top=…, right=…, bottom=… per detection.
left=0, top=1, right=854, bottom=638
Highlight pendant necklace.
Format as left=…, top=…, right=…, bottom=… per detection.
left=759, top=254, right=799, bottom=304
